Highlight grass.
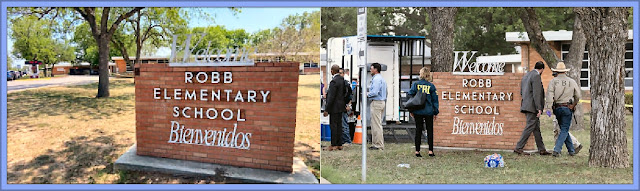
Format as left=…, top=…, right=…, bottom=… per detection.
left=6, top=74, right=320, bottom=183
left=7, top=79, right=136, bottom=183
left=320, top=114, right=634, bottom=184
left=295, top=74, right=321, bottom=178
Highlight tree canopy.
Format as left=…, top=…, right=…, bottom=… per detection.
left=320, top=7, right=585, bottom=55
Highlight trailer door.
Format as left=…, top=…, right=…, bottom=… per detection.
left=367, top=45, right=399, bottom=122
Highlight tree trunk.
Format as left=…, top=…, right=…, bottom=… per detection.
left=518, top=7, right=560, bottom=68
left=135, top=11, right=142, bottom=66
left=43, top=64, right=48, bottom=77
left=112, top=38, right=131, bottom=73
left=426, top=7, right=457, bottom=72
left=564, top=10, right=587, bottom=131
left=96, top=35, right=111, bottom=98
left=576, top=7, right=629, bottom=168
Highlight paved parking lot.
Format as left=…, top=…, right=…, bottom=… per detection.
left=7, top=75, right=100, bottom=92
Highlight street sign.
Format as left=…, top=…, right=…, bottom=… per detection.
left=357, top=7, right=368, bottom=183
left=357, top=7, right=367, bottom=66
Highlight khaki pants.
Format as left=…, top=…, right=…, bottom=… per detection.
left=370, top=100, right=385, bottom=149
left=553, top=118, right=581, bottom=147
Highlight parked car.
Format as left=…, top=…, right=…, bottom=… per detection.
left=11, top=71, right=21, bottom=79
left=7, top=71, right=14, bottom=81
left=10, top=71, right=18, bottom=80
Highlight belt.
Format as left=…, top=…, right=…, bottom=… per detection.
left=554, top=103, right=570, bottom=107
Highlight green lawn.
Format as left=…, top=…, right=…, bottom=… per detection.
left=320, top=114, right=634, bottom=184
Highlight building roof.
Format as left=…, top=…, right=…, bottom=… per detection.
left=506, top=30, right=633, bottom=42
left=338, top=35, right=426, bottom=41
left=111, top=56, right=169, bottom=60
left=111, top=52, right=317, bottom=61
left=56, top=62, right=72, bottom=66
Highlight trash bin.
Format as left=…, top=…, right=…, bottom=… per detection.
left=320, top=112, right=331, bottom=141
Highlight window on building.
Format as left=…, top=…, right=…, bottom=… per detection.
left=562, top=41, right=633, bottom=90
left=126, top=60, right=134, bottom=72
left=624, top=42, right=633, bottom=88
left=561, top=43, right=590, bottom=89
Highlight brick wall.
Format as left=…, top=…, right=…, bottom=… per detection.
left=114, top=59, right=128, bottom=74
left=303, top=67, right=320, bottom=74
left=135, top=62, right=299, bottom=172
left=52, top=66, right=70, bottom=75
left=401, top=64, right=430, bottom=76
left=431, top=72, right=536, bottom=150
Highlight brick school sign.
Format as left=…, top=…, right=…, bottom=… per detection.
left=135, top=36, right=299, bottom=172
left=429, top=51, right=535, bottom=150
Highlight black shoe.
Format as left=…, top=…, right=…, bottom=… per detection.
left=568, top=152, right=575, bottom=156
left=428, top=153, right=435, bottom=157
left=368, top=146, right=380, bottom=150
left=575, top=145, right=583, bottom=154
left=514, top=149, right=531, bottom=156
left=552, top=151, right=560, bottom=157
left=415, top=152, right=423, bottom=157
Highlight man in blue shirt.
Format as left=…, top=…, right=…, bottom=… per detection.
left=368, top=63, right=387, bottom=150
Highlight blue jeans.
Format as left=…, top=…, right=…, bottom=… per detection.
left=342, top=112, right=352, bottom=144
left=553, top=107, right=575, bottom=154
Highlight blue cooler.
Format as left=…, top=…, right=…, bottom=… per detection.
left=321, top=113, right=331, bottom=141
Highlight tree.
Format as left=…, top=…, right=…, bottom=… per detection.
left=110, top=25, right=136, bottom=70
left=561, top=8, right=588, bottom=131
left=454, top=8, right=524, bottom=55
left=10, top=15, right=55, bottom=76
left=127, top=8, right=189, bottom=65
left=256, top=11, right=320, bottom=63
left=189, top=26, right=232, bottom=54
left=226, top=29, right=251, bottom=48
left=518, top=7, right=587, bottom=131
left=320, top=7, right=383, bottom=47
left=45, top=40, right=75, bottom=77
left=518, top=8, right=560, bottom=67
left=7, top=56, right=13, bottom=70
left=426, top=7, right=458, bottom=72
left=575, top=7, right=629, bottom=169
left=73, top=7, right=143, bottom=98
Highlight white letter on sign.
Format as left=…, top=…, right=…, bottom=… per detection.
left=185, top=72, right=193, bottom=83
left=168, top=121, right=180, bottom=143
left=224, top=72, right=233, bottom=84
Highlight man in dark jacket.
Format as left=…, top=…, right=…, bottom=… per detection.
left=324, top=64, right=346, bottom=151
left=515, top=61, right=551, bottom=156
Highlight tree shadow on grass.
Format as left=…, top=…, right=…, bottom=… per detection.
left=7, top=132, right=127, bottom=183
left=295, top=142, right=320, bottom=177
left=7, top=81, right=134, bottom=120
left=73, top=80, right=135, bottom=90
left=115, top=169, right=244, bottom=184
left=6, top=129, right=238, bottom=184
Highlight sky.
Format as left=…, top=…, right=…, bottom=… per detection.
left=7, top=7, right=319, bottom=68
left=193, top=8, right=319, bottom=33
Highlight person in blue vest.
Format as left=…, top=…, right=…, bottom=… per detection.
left=407, top=67, right=439, bottom=157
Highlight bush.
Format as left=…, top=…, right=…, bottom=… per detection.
left=625, top=93, right=633, bottom=113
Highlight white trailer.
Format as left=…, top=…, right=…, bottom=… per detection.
left=324, top=35, right=429, bottom=123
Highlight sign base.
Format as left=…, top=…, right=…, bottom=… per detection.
left=114, top=145, right=318, bottom=184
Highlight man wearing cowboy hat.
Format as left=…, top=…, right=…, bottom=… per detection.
left=545, top=61, right=582, bottom=157
left=551, top=71, right=583, bottom=154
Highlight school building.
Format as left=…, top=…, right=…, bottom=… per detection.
left=506, top=30, right=634, bottom=111
left=110, top=52, right=319, bottom=76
